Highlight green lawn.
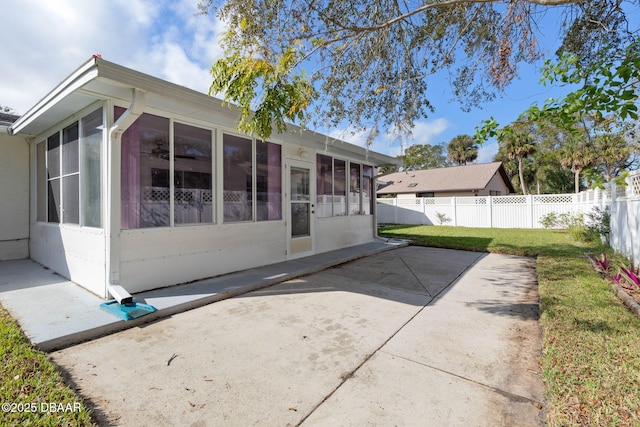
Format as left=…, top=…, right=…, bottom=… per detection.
left=0, top=305, right=95, bottom=426
left=380, top=225, right=640, bottom=426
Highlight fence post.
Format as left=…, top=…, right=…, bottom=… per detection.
left=527, top=194, right=534, bottom=229
left=487, top=195, right=493, bottom=228
left=452, top=197, right=457, bottom=226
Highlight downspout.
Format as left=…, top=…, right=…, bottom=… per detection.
left=105, top=88, right=146, bottom=302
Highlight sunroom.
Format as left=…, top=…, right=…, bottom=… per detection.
left=8, top=56, right=399, bottom=298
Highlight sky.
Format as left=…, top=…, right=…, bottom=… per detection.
left=1, top=0, right=575, bottom=164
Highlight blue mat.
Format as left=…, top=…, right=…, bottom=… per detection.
left=99, top=301, right=158, bottom=321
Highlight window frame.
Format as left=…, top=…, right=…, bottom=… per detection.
left=222, top=132, right=283, bottom=224
left=315, top=153, right=374, bottom=218
left=36, top=104, right=104, bottom=228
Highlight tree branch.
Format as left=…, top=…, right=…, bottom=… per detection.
left=336, top=0, right=581, bottom=33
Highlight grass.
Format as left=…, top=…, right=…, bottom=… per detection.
left=0, top=305, right=95, bottom=426
left=380, top=225, right=640, bottom=426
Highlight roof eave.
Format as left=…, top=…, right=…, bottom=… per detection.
left=8, top=57, right=400, bottom=166
left=9, top=57, right=100, bottom=136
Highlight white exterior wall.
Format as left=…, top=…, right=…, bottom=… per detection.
left=119, top=222, right=286, bottom=294
left=0, top=131, right=29, bottom=260
left=315, top=216, right=374, bottom=253
left=29, top=223, right=106, bottom=296
left=479, top=173, right=510, bottom=196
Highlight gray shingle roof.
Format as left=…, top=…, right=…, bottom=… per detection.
left=0, top=112, right=20, bottom=126
left=377, top=162, right=515, bottom=194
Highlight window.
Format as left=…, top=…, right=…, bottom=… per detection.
left=223, top=134, right=253, bottom=222
left=174, top=122, right=213, bottom=225
left=256, top=141, right=282, bottom=221
left=316, top=154, right=333, bottom=218
left=316, top=155, right=373, bottom=217
left=349, top=162, right=361, bottom=215
left=333, top=159, right=347, bottom=216
left=363, top=165, right=373, bottom=215
left=37, top=107, right=103, bottom=227
left=81, top=108, right=103, bottom=227
left=62, top=123, right=80, bottom=224
left=120, top=111, right=217, bottom=229
left=417, top=192, right=435, bottom=198
left=290, top=167, right=310, bottom=236
left=121, top=112, right=171, bottom=228
left=223, top=135, right=282, bottom=223
left=36, top=143, right=46, bottom=221
left=46, top=132, right=61, bottom=223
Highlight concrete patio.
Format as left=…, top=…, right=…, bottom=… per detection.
left=0, top=239, right=407, bottom=351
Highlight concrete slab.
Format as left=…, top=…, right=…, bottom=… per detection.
left=0, top=240, right=407, bottom=351
left=304, top=253, right=545, bottom=427
left=47, top=246, right=546, bottom=426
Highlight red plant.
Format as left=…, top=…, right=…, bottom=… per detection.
left=591, top=253, right=610, bottom=272
left=619, top=264, right=640, bottom=290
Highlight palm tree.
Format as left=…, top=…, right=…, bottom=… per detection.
left=500, top=131, right=537, bottom=195
left=447, top=135, right=478, bottom=165
left=557, top=136, right=596, bottom=193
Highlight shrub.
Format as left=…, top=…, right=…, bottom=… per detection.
left=585, top=206, right=611, bottom=243
left=540, top=212, right=559, bottom=229
left=435, top=212, right=450, bottom=225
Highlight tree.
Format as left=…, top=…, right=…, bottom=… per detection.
left=398, top=143, right=451, bottom=170
left=447, top=135, right=478, bottom=165
left=557, top=136, right=596, bottom=193
left=498, top=130, right=537, bottom=195
left=199, top=0, right=639, bottom=139
left=1, top=105, right=17, bottom=114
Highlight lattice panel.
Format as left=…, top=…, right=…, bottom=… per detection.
left=143, top=188, right=170, bottom=202
left=202, top=191, right=213, bottom=203
left=534, top=194, right=573, bottom=204
left=457, top=197, right=487, bottom=205
left=423, top=198, right=437, bottom=205
left=174, top=190, right=195, bottom=203
left=223, top=191, right=245, bottom=203
left=493, top=196, right=526, bottom=204
left=632, top=174, right=640, bottom=196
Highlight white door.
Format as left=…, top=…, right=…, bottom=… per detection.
left=287, top=161, right=315, bottom=259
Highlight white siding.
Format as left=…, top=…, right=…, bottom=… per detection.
left=315, top=215, right=374, bottom=253
left=119, top=222, right=287, bottom=294
left=29, top=223, right=106, bottom=296
left=0, top=131, right=29, bottom=260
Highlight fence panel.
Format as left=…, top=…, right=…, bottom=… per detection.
left=609, top=171, right=640, bottom=266
left=377, top=189, right=608, bottom=229
left=454, top=197, right=489, bottom=227
left=491, top=195, right=529, bottom=228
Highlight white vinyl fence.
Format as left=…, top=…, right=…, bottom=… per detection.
left=377, top=170, right=640, bottom=266
left=609, top=170, right=640, bottom=266
left=377, top=189, right=609, bottom=229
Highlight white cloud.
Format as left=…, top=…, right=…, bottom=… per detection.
left=404, top=118, right=451, bottom=147
left=323, top=118, right=451, bottom=158
left=0, top=0, right=224, bottom=114
left=476, top=141, right=499, bottom=164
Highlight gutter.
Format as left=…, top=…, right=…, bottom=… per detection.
left=105, top=88, right=146, bottom=301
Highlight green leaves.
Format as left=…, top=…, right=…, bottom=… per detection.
left=209, top=48, right=316, bottom=139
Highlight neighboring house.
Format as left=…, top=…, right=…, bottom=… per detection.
left=377, top=162, right=514, bottom=198
left=2, top=56, right=400, bottom=298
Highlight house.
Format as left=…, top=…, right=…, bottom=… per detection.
left=1, top=56, right=400, bottom=298
left=377, top=162, right=514, bottom=199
